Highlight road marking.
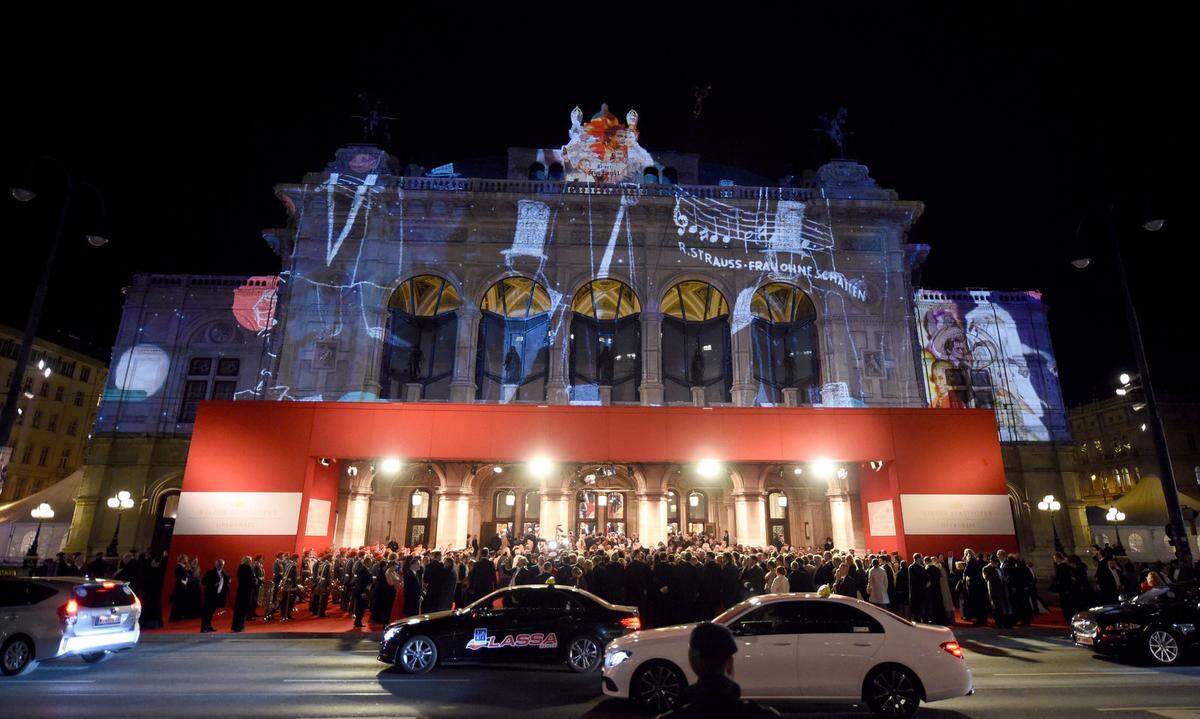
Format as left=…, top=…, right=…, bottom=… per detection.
left=283, top=678, right=469, bottom=683
left=1098, top=709, right=1200, bottom=716
left=3, top=679, right=97, bottom=684
left=992, top=670, right=1157, bottom=676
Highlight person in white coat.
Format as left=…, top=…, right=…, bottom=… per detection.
left=867, top=558, right=890, bottom=606
left=768, top=565, right=790, bottom=595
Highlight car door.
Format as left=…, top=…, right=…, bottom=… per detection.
left=726, top=601, right=803, bottom=698
left=0, top=580, right=27, bottom=643
left=795, top=601, right=885, bottom=699
left=456, top=588, right=525, bottom=662
left=499, top=588, right=570, bottom=663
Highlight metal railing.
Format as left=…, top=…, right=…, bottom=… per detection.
left=397, top=176, right=817, bottom=201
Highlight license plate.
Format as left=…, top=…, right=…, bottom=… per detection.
left=96, top=614, right=122, bottom=626
left=1076, top=634, right=1093, bottom=646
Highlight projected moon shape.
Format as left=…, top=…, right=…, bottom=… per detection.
left=108, top=344, right=171, bottom=401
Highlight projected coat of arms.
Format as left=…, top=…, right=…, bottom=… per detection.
left=560, top=104, right=655, bottom=184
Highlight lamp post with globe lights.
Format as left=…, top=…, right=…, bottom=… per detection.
left=105, top=490, right=135, bottom=557
left=1037, top=494, right=1064, bottom=553
left=26, top=502, right=55, bottom=558
left=0, top=158, right=110, bottom=497
left=1106, top=507, right=1127, bottom=553
left=1071, top=207, right=1192, bottom=567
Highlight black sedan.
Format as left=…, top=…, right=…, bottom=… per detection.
left=379, top=584, right=640, bottom=674
left=1072, top=582, right=1200, bottom=665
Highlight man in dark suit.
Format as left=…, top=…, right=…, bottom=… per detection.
left=231, top=557, right=256, bottom=632
left=625, top=550, right=653, bottom=618
left=716, top=553, right=739, bottom=610
left=200, top=559, right=230, bottom=633
left=908, top=554, right=928, bottom=623
left=352, top=555, right=374, bottom=627
left=468, top=548, right=497, bottom=603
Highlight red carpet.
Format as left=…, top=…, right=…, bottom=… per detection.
left=147, top=607, right=385, bottom=635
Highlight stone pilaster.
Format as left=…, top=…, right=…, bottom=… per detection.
left=639, top=311, right=664, bottom=405
left=449, top=305, right=481, bottom=403
left=730, top=321, right=755, bottom=406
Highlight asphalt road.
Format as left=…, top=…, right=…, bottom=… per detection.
left=3, top=628, right=1198, bottom=719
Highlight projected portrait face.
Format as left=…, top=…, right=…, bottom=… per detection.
left=108, top=344, right=171, bottom=401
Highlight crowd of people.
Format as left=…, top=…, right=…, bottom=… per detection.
left=35, top=530, right=1193, bottom=635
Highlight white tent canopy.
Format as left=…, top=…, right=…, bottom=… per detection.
left=0, top=470, right=82, bottom=562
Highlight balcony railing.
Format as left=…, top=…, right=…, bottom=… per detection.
left=396, top=176, right=817, bottom=201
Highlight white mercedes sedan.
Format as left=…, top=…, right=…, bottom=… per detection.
left=601, top=593, right=972, bottom=718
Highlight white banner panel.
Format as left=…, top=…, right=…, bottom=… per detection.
left=174, top=492, right=303, bottom=536
left=304, top=498, right=331, bottom=537
left=867, top=500, right=896, bottom=537
left=900, top=494, right=1015, bottom=535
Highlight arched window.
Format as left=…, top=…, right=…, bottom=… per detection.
left=642, top=167, right=660, bottom=184
left=569, top=280, right=641, bottom=402
left=476, top=277, right=552, bottom=402
left=686, top=491, right=707, bottom=533
left=407, top=489, right=431, bottom=548
left=528, top=162, right=547, bottom=181
left=750, top=283, right=819, bottom=405
left=661, top=281, right=731, bottom=404
left=667, top=490, right=680, bottom=534
left=767, top=491, right=789, bottom=546
left=381, top=275, right=461, bottom=401
left=492, top=489, right=517, bottom=540
left=662, top=167, right=678, bottom=185
left=577, top=490, right=597, bottom=536
left=548, top=162, right=564, bottom=181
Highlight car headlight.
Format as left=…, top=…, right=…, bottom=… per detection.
left=1106, top=622, right=1142, bottom=632
left=604, top=649, right=632, bottom=669
left=383, top=626, right=401, bottom=644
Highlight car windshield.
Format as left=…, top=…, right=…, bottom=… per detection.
left=713, top=598, right=759, bottom=625
left=1129, top=586, right=1173, bottom=606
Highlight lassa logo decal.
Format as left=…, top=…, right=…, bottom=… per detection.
left=466, top=628, right=558, bottom=650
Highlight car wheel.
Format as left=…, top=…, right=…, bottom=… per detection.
left=632, top=661, right=687, bottom=713
left=81, top=651, right=111, bottom=664
left=865, top=665, right=922, bottom=719
left=565, top=635, right=601, bottom=673
left=1145, top=628, right=1182, bottom=666
left=397, top=635, right=438, bottom=674
left=1, top=637, right=37, bottom=677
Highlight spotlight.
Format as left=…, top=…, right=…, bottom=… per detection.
left=347, top=466, right=359, bottom=478
left=380, top=457, right=402, bottom=474
left=869, top=460, right=885, bottom=472
left=696, top=459, right=721, bottom=478
left=811, top=460, right=835, bottom=479
left=493, top=465, right=503, bottom=474
left=792, top=466, right=803, bottom=476
left=319, top=458, right=331, bottom=467
left=529, top=456, right=553, bottom=479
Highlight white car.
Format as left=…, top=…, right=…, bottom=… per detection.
left=0, top=577, right=141, bottom=676
left=602, top=593, right=972, bottom=718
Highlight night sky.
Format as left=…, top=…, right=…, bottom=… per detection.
left=2, top=5, right=1190, bottom=407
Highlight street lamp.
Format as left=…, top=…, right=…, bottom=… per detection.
left=0, top=157, right=110, bottom=498
left=27, top=502, right=55, bottom=558
left=1072, top=210, right=1192, bottom=567
left=1106, top=506, right=1127, bottom=552
left=1037, top=494, right=1064, bottom=553
left=105, top=490, right=135, bottom=557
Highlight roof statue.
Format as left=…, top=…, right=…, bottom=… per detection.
left=560, top=103, right=656, bottom=184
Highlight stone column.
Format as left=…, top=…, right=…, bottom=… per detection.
left=732, top=492, right=768, bottom=547
left=65, top=497, right=99, bottom=553
left=781, top=388, right=800, bottom=407
left=449, top=306, right=481, bottom=403
left=404, top=383, right=422, bottom=402
left=826, top=480, right=855, bottom=552
left=362, top=308, right=389, bottom=399
left=546, top=312, right=571, bottom=405
left=639, top=311, right=665, bottom=405
left=342, top=488, right=373, bottom=548
left=730, top=322, right=756, bottom=406
left=539, top=489, right=572, bottom=542
left=690, top=386, right=706, bottom=407
left=637, top=492, right=669, bottom=548
left=434, top=489, right=471, bottom=550
left=598, top=386, right=613, bottom=406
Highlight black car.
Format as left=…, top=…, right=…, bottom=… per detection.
left=379, top=584, right=640, bottom=674
left=1072, top=582, right=1200, bottom=665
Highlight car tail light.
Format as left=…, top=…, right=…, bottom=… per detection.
left=940, top=641, right=964, bottom=659
left=620, top=616, right=641, bottom=631
left=102, top=581, right=116, bottom=589
left=58, top=599, right=79, bottom=625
